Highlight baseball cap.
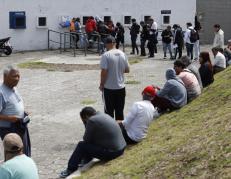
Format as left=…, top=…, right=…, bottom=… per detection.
left=105, top=36, right=116, bottom=44
left=3, top=133, right=23, bottom=153
left=142, top=86, right=156, bottom=97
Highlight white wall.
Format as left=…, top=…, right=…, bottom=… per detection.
left=0, top=0, right=196, bottom=51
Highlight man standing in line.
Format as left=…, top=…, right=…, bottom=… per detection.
left=99, top=36, right=130, bottom=121
left=129, top=18, right=140, bottom=55
left=140, top=21, right=149, bottom=56
left=194, top=15, right=202, bottom=60
left=148, top=18, right=158, bottom=58
left=173, top=24, right=184, bottom=59
left=0, top=66, right=31, bottom=157
left=184, top=22, right=196, bottom=60
left=161, top=25, right=174, bottom=59
left=213, top=24, right=224, bottom=49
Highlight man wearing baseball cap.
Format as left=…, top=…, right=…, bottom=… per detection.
left=118, top=86, right=159, bottom=144
left=99, top=36, right=130, bottom=121
left=0, top=133, right=39, bottom=179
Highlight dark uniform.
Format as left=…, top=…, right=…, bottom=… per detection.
left=140, top=24, right=149, bottom=56
left=115, top=23, right=125, bottom=49
left=130, top=22, right=140, bottom=55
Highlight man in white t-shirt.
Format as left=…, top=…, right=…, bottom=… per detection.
left=118, top=86, right=159, bottom=144
left=212, top=47, right=226, bottom=74
left=99, top=36, right=130, bottom=121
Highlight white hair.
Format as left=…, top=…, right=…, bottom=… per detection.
left=3, top=65, right=18, bottom=75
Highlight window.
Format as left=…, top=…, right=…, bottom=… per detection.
left=104, top=16, right=111, bottom=23
left=163, top=15, right=170, bottom=24
left=9, top=11, right=26, bottom=29
left=37, top=17, right=47, bottom=28
left=161, top=10, right=171, bottom=25
left=124, top=16, right=131, bottom=25
left=82, top=16, right=89, bottom=25
left=144, top=16, right=151, bottom=24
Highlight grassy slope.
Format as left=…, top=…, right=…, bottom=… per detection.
left=79, top=67, right=231, bottom=179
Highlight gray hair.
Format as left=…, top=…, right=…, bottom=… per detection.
left=3, top=65, right=18, bottom=76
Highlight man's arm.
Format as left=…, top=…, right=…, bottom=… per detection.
left=124, top=55, right=130, bottom=73
left=99, top=69, right=108, bottom=91
left=0, top=96, right=18, bottom=123
left=83, top=120, right=95, bottom=142
left=125, top=66, right=130, bottom=73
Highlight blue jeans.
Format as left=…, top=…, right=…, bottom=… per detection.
left=67, top=141, right=125, bottom=171
left=163, top=42, right=173, bottom=58
left=186, top=43, right=194, bottom=60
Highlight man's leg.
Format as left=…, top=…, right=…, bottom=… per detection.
left=131, top=36, right=135, bottom=54
left=114, top=88, right=126, bottom=121
left=186, top=43, right=190, bottom=57
left=178, top=44, right=183, bottom=58
left=119, top=123, right=137, bottom=144
left=68, top=141, right=124, bottom=171
left=167, top=43, right=173, bottom=58
left=140, top=39, right=145, bottom=56
left=163, top=43, right=167, bottom=58
left=103, top=88, right=115, bottom=119
left=134, top=36, right=139, bottom=55
left=151, top=96, right=175, bottom=113
left=190, top=44, right=194, bottom=60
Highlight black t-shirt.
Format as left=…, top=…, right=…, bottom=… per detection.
left=161, top=29, right=173, bottom=44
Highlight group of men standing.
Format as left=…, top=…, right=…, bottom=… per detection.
left=129, top=18, right=158, bottom=58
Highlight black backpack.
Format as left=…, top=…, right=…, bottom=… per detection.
left=190, top=29, right=198, bottom=43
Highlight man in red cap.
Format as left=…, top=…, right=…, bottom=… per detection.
left=118, top=86, right=159, bottom=144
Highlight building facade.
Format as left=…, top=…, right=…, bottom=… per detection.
left=0, top=0, right=196, bottom=51
left=197, top=0, right=231, bottom=44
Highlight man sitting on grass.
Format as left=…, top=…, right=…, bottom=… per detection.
left=118, top=86, right=159, bottom=144
left=174, top=60, right=201, bottom=102
left=151, top=68, right=187, bottom=113
left=60, top=107, right=126, bottom=178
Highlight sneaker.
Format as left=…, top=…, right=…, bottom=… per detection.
left=130, top=52, right=135, bottom=55
left=163, top=56, right=166, bottom=59
left=60, top=169, right=74, bottom=178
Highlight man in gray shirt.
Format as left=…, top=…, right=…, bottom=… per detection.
left=60, top=107, right=126, bottom=178
left=99, top=36, right=130, bottom=121
left=0, top=66, right=31, bottom=156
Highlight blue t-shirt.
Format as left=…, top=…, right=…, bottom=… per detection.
left=0, top=155, right=39, bottom=179
left=0, top=84, right=24, bottom=128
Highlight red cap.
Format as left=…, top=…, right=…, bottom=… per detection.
left=142, top=85, right=156, bottom=97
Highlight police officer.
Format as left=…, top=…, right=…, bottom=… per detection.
left=140, top=21, right=149, bottom=56
left=129, top=18, right=140, bottom=55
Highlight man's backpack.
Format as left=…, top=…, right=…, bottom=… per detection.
left=190, top=29, right=198, bottom=43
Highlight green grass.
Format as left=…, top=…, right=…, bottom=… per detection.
left=81, top=99, right=97, bottom=105
left=129, top=58, right=143, bottom=65
left=125, top=80, right=141, bottom=85
left=18, top=61, right=47, bottom=68
left=77, top=67, right=231, bottom=179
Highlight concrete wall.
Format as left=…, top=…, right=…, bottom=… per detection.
left=0, top=0, right=196, bottom=51
left=197, top=0, right=231, bottom=45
